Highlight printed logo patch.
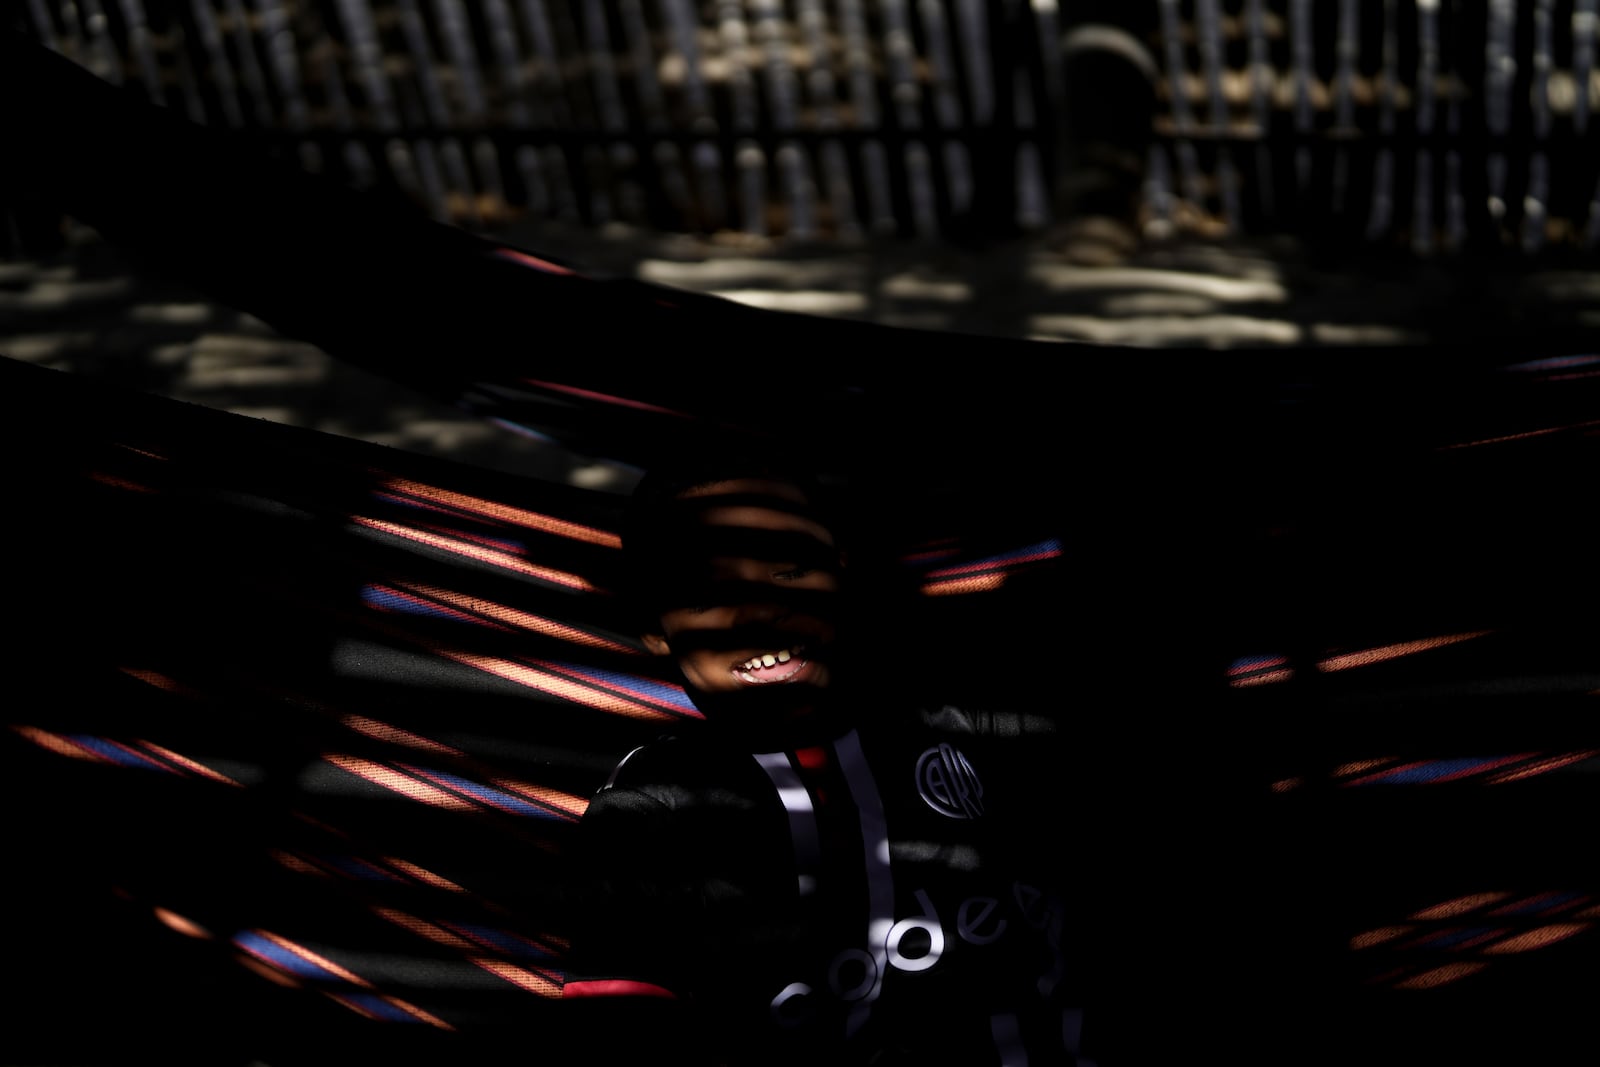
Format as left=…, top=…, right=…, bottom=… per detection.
left=915, top=743, right=984, bottom=819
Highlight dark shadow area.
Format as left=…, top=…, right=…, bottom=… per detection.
left=5, top=336, right=1600, bottom=1063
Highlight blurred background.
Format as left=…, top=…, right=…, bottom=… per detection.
left=9, top=0, right=1600, bottom=484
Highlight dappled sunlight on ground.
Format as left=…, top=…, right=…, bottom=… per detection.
left=6, top=218, right=1600, bottom=487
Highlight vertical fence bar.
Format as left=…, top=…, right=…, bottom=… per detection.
left=716, top=0, right=765, bottom=234
left=314, top=36, right=377, bottom=188
left=692, top=140, right=729, bottom=231
left=395, top=0, right=478, bottom=224
left=617, top=0, right=666, bottom=129
left=77, top=0, right=123, bottom=86
left=433, top=0, right=488, bottom=119
left=1288, top=0, right=1315, bottom=191
left=255, top=0, right=308, bottom=129
left=919, top=0, right=973, bottom=222
left=482, top=0, right=551, bottom=217
left=165, top=9, right=210, bottom=126
left=1576, top=0, right=1600, bottom=245
left=218, top=0, right=274, bottom=123
left=1157, top=0, right=1205, bottom=217
left=389, top=63, right=451, bottom=221
left=1529, top=0, right=1549, bottom=120
left=516, top=145, right=552, bottom=216
left=751, top=0, right=815, bottom=238
left=1197, top=0, right=1238, bottom=232
left=1485, top=0, right=1515, bottom=235
left=618, top=0, right=691, bottom=231
left=428, top=66, right=478, bottom=222
left=1012, top=54, right=1047, bottom=229
left=315, top=34, right=354, bottom=126
left=579, top=0, right=628, bottom=132
left=751, top=0, right=799, bottom=128
left=1000, top=0, right=1043, bottom=232
left=777, top=143, right=817, bottom=238
left=334, top=0, right=400, bottom=129
left=737, top=140, right=768, bottom=237
left=1366, top=0, right=1399, bottom=240
left=470, top=136, right=508, bottom=224
left=650, top=139, right=695, bottom=230
left=880, top=0, right=936, bottom=239
left=796, top=0, right=860, bottom=239
left=517, top=0, right=573, bottom=126
left=438, top=0, right=505, bottom=226
left=1521, top=0, right=1552, bottom=252
left=660, top=0, right=710, bottom=125
left=515, top=0, right=579, bottom=220
left=387, top=133, right=447, bottom=220
left=1414, top=0, right=1439, bottom=253
left=254, top=0, right=318, bottom=171
left=421, top=145, right=457, bottom=222
left=580, top=0, right=639, bottom=225
left=483, top=0, right=532, bottom=126
left=395, top=0, right=450, bottom=124
left=26, top=0, right=60, bottom=49
left=838, top=0, right=895, bottom=234
left=444, top=0, right=499, bottom=223
left=53, top=1, right=85, bottom=68
left=116, top=0, right=165, bottom=103
left=1028, top=0, right=1064, bottom=112
left=659, top=0, right=723, bottom=231
left=1144, top=136, right=1175, bottom=234
left=716, top=0, right=759, bottom=131
left=1442, top=0, right=1466, bottom=249
left=544, top=141, right=579, bottom=220
left=953, top=0, right=995, bottom=125
left=1246, top=0, right=1275, bottom=224
left=1576, top=0, right=1595, bottom=135
left=1329, top=0, right=1358, bottom=216
left=1022, top=0, right=1064, bottom=228
left=903, top=143, right=937, bottom=239
left=190, top=0, right=246, bottom=125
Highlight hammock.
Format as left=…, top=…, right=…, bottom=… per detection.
left=5, top=28, right=1600, bottom=1067
left=0, top=343, right=1075, bottom=1061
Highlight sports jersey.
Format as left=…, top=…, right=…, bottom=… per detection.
left=565, top=702, right=1091, bottom=1066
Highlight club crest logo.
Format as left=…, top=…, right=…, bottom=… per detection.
left=915, top=743, right=983, bottom=819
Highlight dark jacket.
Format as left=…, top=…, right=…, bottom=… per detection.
left=565, top=703, right=1090, bottom=1066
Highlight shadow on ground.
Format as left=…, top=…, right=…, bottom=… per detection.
left=5, top=216, right=1600, bottom=489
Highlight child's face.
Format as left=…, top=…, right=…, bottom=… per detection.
left=642, top=478, right=842, bottom=708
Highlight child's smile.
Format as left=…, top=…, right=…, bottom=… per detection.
left=642, top=477, right=843, bottom=709
left=733, top=645, right=810, bottom=685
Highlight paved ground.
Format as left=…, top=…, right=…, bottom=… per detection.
left=6, top=213, right=1600, bottom=493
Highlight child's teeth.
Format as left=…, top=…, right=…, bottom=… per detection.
left=739, top=648, right=802, bottom=673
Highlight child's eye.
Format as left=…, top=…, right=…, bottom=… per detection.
left=773, top=567, right=812, bottom=581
